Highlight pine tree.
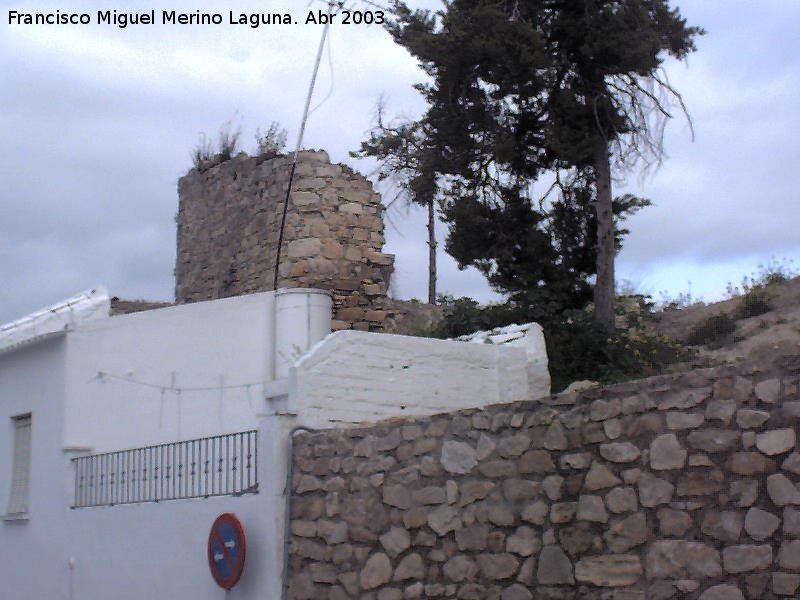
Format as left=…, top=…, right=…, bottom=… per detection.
left=378, top=0, right=702, bottom=327
left=353, top=108, right=440, bottom=304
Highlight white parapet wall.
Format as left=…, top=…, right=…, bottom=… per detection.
left=0, top=285, right=551, bottom=600
left=286, top=328, right=549, bottom=429
left=455, top=322, right=551, bottom=398
left=61, top=288, right=333, bottom=453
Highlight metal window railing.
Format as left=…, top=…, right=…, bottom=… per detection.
left=71, top=430, right=258, bottom=508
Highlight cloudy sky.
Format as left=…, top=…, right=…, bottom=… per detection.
left=2, top=0, right=798, bottom=323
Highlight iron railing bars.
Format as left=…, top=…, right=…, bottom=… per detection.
left=71, top=430, right=258, bottom=508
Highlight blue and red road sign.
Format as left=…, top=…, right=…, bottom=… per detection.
left=208, top=513, right=247, bottom=589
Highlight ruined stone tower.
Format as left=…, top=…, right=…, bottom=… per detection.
left=175, top=150, right=394, bottom=330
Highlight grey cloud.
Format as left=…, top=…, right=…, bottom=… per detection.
left=2, top=0, right=799, bottom=322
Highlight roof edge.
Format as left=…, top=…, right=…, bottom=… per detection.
left=0, top=286, right=111, bottom=356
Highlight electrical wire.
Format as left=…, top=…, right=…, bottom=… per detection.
left=308, top=23, right=335, bottom=117
left=273, top=0, right=336, bottom=292
left=345, top=0, right=392, bottom=11
left=311, top=0, right=393, bottom=20
left=91, top=371, right=265, bottom=393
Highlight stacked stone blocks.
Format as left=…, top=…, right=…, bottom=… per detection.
left=288, top=356, right=800, bottom=599
left=175, top=151, right=394, bottom=330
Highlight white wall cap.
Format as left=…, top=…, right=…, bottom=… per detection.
left=296, top=329, right=494, bottom=371
left=274, top=287, right=332, bottom=297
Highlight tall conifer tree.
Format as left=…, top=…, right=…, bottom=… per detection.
left=366, top=0, right=702, bottom=327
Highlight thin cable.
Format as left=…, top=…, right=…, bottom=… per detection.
left=273, top=0, right=335, bottom=291
left=92, top=371, right=267, bottom=392
left=308, top=25, right=335, bottom=117
left=362, top=0, right=392, bottom=11
left=343, top=0, right=391, bottom=11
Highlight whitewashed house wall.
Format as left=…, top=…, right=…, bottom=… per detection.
left=0, top=337, right=69, bottom=600
left=0, top=288, right=549, bottom=600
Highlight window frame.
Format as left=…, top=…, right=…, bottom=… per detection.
left=4, top=413, right=32, bottom=521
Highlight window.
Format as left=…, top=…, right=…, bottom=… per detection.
left=6, top=414, right=31, bottom=518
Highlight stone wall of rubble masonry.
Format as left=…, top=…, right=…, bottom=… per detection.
left=287, top=356, right=800, bottom=600
left=175, top=151, right=395, bottom=330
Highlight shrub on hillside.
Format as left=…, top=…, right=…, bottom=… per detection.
left=725, top=256, right=796, bottom=320
left=546, top=311, right=692, bottom=392
left=426, top=296, right=544, bottom=338
left=426, top=296, right=691, bottom=393
left=687, top=313, right=736, bottom=347
left=758, top=256, right=797, bottom=285
left=735, top=286, right=772, bottom=319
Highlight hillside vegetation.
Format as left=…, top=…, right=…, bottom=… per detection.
left=390, top=273, right=800, bottom=394
left=646, top=275, right=800, bottom=368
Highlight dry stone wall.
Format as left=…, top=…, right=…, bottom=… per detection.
left=175, top=151, right=394, bottom=330
left=288, top=356, right=800, bottom=599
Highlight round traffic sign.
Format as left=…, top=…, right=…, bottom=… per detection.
left=208, top=513, right=247, bottom=589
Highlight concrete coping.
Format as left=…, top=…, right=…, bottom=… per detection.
left=275, top=287, right=332, bottom=297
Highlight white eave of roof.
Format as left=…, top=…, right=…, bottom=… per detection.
left=0, top=286, right=111, bottom=356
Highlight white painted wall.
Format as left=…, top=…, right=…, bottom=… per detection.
left=1, top=288, right=550, bottom=600
left=287, top=330, right=535, bottom=429
left=274, top=288, right=333, bottom=379
left=0, top=337, right=70, bottom=600
left=63, top=418, right=285, bottom=600
left=456, top=322, right=551, bottom=397
left=63, top=292, right=277, bottom=453
left=1, top=289, right=330, bottom=600
left=2, top=379, right=291, bottom=600
left=53, top=410, right=298, bottom=600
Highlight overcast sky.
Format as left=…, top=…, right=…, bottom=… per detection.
left=2, top=0, right=798, bottom=323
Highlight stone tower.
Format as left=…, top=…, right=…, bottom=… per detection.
left=175, top=150, right=394, bottom=330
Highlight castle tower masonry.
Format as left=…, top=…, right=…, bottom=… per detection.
left=175, top=150, right=394, bottom=330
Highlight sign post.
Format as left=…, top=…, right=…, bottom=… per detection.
left=208, top=513, right=247, bottom=589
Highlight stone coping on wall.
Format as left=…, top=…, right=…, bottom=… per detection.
left=287, top=355, right=800, bottom=599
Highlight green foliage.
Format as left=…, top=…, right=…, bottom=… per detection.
left=734, top=287, right=772, bottom=319
left=254, top=122, right=287, bottom=158
left=727, top=256, right=798, bottom=298
left=616, top=291, right=657, bottom=329
left=192, top=118, right=289, bottom=171
left=687, top=313, right=736, bottom=347
left=442, top=190, right=597, bottom=316
left=352, top=110, right=437, bottom=210
left=757, top=256, right=797, bottom=285
left=546, top=312, right=692, bottom=393
left=426, top=295, right=545, bottom=339
left=657, top=284, right=702, bottom=311
left=352, top=109, right=441, bottom=303
left=723, top=256, right=798, bottom=319
left=723, top=258, right=795, bottom=320
left=372, top=1, right=701, bottom=324
left=441, top=171, right=650, bottom=316
left=427, top=294, right=690, bottom=393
